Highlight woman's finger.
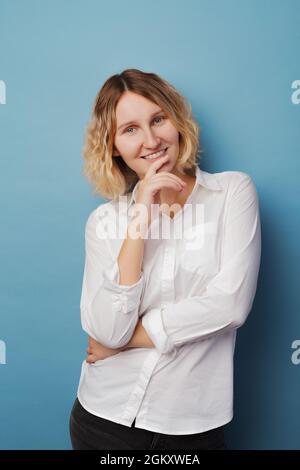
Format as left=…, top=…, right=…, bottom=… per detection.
left=86, top=354, right=96, bottom=364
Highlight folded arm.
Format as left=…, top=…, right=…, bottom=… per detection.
left=86, top=319, right=155, bottom=363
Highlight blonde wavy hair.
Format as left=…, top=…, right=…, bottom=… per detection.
left=82, top=68, right=203, bottom=201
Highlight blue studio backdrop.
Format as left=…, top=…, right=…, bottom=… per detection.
left=0, top=0, right=299, bottom=449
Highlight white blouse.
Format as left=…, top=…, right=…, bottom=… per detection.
left=76, top=165, right=261, bottom=435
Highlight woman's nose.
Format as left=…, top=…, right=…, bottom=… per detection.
left=142, top=128, right=160, bottom=147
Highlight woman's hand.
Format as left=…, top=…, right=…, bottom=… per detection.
left=86, top=336, right=126, bottom=364
left=136, top=154, right=186, bottom=205
left=135, top=154, right=187, bottom=224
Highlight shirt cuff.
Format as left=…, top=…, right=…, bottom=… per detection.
left=142, top=307, right=175, bottom=354
left=102, top=260, right=144, bottom=314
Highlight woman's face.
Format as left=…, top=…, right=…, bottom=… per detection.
left=113, top=91, right=180, bottom=180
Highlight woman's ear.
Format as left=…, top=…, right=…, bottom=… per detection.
left=112, top=147, right=120, bottom=157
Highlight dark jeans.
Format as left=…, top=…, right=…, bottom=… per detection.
left=69, top=398, right=226, bottom=450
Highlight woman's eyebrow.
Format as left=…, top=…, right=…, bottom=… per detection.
left=117, top=109, right=163, bottom=131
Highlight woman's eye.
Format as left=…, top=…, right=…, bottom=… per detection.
left=125, top=116, right=165, bottom=134
left=154, top=116, right=164, bottom=125
left=125, top=127, right=135, bottom=133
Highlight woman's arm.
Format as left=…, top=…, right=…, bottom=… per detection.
left=120, top=318, right=155, bottom=348
left=83, top=157, right=184, bottom=353
left=117, top=215, right=147, bottom=286
left=80, top=209, right=147, bottom=350
left=86, top=319, right=154, bottom=363
left=141, top=173, right=262, bottom=355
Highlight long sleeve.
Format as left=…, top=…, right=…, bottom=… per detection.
left=142, top=173, right=262, bottom=354
left=80, top=210, right=144, bottom=349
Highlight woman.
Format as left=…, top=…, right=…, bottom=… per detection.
left=69, top=68, right=261, bottom=450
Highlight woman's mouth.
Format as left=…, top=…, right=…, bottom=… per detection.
left=141, top=147, right=168, bottom=161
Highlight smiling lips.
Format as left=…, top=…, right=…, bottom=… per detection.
left=141, top=147, right=168, bottom=160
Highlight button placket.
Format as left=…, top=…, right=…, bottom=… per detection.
left=161, top=234, right=176, bottom=307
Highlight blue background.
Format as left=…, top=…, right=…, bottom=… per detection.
left=0, top=0, right=299, bottom=449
